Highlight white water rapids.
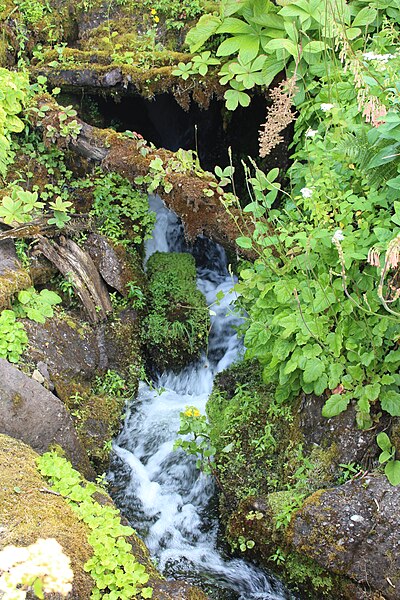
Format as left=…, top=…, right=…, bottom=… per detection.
left=108, top=196, right=295, bottom=599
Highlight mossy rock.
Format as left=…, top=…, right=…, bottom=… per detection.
left=0, top=434, right=94, bottom=599
left=0, top=240, right=32, bottom=310
left=143, top=252, right=210, bottom=372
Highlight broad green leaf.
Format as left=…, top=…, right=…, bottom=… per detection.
left=236, top=236, right=253, bottom=249
left=186, top=15, right=222, bottom=53
left=216, top=17, right=253, bottom=35
left=352, top=6, right=377, bottom=26
left=217, top=37, right=243, bottom=57
left=322, top=394, right=350, bottom=417
left=224, top=88, right=251, bottom=110
left=303, top=357, right=325, bottom=383
left=385, top=460, right=400, bottom=486
left=377, top=432, right=392, bottom=453
left=303, top=40, right=327, bottom=53
left=379, top=450, right=392, bottom=464
left=381, top=390, right=400, bottom=416
left=264, top=38, right=298, bottom=57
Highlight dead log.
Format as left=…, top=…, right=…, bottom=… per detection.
left=0, top=214, right=94, bottom=242
left=30, top=96, right=255, bottom=257
left=37, top=236, right=112, bottom=323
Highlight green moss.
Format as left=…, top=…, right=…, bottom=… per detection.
left=142, top=251, right=210, bottom=372
left=0, top=434, right=94, bottom=598
left=0, top=267, right=31, bottom=310
left=283, top=552, right=334, bottom=597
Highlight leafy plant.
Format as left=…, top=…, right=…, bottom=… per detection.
left=174, top=406, right=216, bottom=474
left=14, top=287, right=62, bottom=323
left=91, top=172, right=155, bottom=246
left=37, top=452, right=153, bottom=599
left=93, top=369, right=129, bottom=398
left=377, top=432, right=400, bottom=486
left=0, top=309, right=28, bottom=362
left=142, top=252, right=210, bottom=372
left=0, top=187, right=43, bottom=225
left=0, top=68, right=28, bottom=177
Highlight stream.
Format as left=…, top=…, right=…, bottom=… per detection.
left=108, top=196, right=295, bottom=600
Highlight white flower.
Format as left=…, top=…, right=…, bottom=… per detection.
left=320, top=103, right=334, bottom=112
left=300, top=187, right=313, bottom=198
left=305, top=128, right=318, bottom=138
left=332, top=229, right=344, bottom=243
left=363, top=51, right=393, bottom=63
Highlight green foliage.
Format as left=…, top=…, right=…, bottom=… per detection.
left=0, top=186, right=44, bottom=224
left=174, top=406, right=216, bottom=473
left=14, top=0, right=48, bottom=24
left=377, top=432, right=400, bottom=486
left=141, top=0, right=205, bottom=31
left=91, top=172, right=155, bottom=246
left=93, top=369, right=129, bottom=398
left=36, top=452, right=153, bottom=599
left=142, top=252, right=210, bottom=372
left=126, top=282, right=146, bottom=310
left=0, top=309, right=28, bottom=363
left=14, top=287, right=62, bottom=323
left=0, top=68, right=28, bottom=177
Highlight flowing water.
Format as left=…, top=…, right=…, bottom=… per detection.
left=108, top=196, right=295, bottom=600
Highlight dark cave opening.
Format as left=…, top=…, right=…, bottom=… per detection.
left=77, top=92, right=293, bottom=183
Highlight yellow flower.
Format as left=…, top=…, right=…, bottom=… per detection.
left=154, top=15, right=159, bottom=22
left=150, top=8, right=156, bottom=14
left=184, top=407, right=201, bottom=418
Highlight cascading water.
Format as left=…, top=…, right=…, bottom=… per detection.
left=108, top=196, right=296, bottom=600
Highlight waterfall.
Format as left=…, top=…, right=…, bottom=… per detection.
left=108, top=196, right=295, bottom=600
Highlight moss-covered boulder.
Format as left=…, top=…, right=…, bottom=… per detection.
left=288, top=475, right=400, bottom=600
left=0, top=434, right=94, bottom=599
left=21, top=310, right=143, bottom=473
left=0, top=434, right=208, bottom=599
left=0, top=358, right=93, bottom=477
left=0, top=240, right=31, bottom=310
left=143, top=252, right=210, bottom=372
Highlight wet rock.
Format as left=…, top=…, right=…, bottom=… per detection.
left=104, top=308, right=142, bottom=380
left=0, top=359, right=93, bottom=477
left=28, top=254, right=58, bottom=286
left=0, top=240, right=31, bottom=309
left=84, top=233, right=138, bottom=296
left=22, top=313, right=100, bottom=396
left=296, top=395, right=387, bottom=467
left=0, top=434, right=94, bottom=599
left=101, top=67, right=123, bottom=86
left=289, top=474, right=400, bottom=599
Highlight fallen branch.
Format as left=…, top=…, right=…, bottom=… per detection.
left=37, top=236, right=112, bottom=323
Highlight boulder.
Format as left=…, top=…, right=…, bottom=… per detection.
left=296, top=395, right=387, bottom=467
left=22, top=314, right=100, bottom=396
left=0, top=358, right=93, bottom=477
left=84, top=233, right=140, bottom=297
left=289, top=474, right=400, bottom=599
left=0, top=434, right=94, bottom=599
left=0, top=240, right=31, bottom=309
